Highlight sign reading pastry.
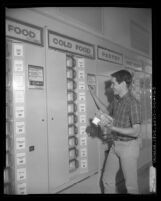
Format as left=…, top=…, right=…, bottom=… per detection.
left=6, top=17, right=43, bottom=46
left=48, top=30, right=95, bottom=59
left=97, top=46, right=123, bottom=65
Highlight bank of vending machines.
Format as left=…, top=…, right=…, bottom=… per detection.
left=5, top=14, right=152, bottom=194
left=5, top=36, right=99, bottom=194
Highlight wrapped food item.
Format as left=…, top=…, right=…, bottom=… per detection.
left=97, top=110, right=113, bottom=127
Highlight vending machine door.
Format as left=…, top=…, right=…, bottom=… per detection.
left=46, top=49, right=69, bottom=192
left=25, top=43, right=49, bottom=194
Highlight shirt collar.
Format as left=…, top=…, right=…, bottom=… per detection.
left=119, top=91, right=131, bottom=101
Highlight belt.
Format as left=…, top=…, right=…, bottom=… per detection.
left=112, top=132, right=138, bottom=142
left=115, top=137, right=137, bottom=142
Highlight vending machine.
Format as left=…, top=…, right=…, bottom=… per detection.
left=5, top=16, right=101, bottom=194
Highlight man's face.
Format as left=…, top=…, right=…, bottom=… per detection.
left=111, top=77, right=122, bottom=95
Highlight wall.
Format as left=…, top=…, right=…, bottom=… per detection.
left=39, top=7, right=151, bottom=58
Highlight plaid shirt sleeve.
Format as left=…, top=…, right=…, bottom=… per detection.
left=129, top=99, right=141, bottom=125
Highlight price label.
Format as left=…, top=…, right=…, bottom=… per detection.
left=17, top=182, right=27, bottom=194
left=13, top=44, right=23, bottom=57
left=17, top=168, right=26, bottom=181
left=78, top=81, right=85, bottom=90
left=16, top=122, right=25, bottom=134
left=80, top=159, right=88, bottom=168
left=14, top=75, right=25, bottom=90
left=15, top=106, right=24, bottom=118
left=14, top=60, right=24, bottom=72
left=79, top=103, right=86, bottom=112
left=16, top=137, right=25, bottom=150
left=80, top=136, right=87, bottom=146
left=78, top=58, right=85, bottom=68
left=78, top=70, right=85, bottom=79
left=80, top=115, right=86, bottom=123
left=15, top=91, right=25, bottom=103
left=80, top=126, right=86, bottom=135
left=16, top=153, right=26, bottom=165
left=80, top=148, right=87, bottom=157
left=79, top=92, right=86, bottom=101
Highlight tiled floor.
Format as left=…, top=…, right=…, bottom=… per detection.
left=60, top=163, right=152, bottom=194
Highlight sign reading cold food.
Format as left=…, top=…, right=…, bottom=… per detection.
left=6, top=17, right=43, bottom=46
left=48, top=30, right=95, bottom=59
left=97, top=46, right=123, bottom=65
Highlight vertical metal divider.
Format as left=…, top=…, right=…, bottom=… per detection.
left=95, top=76, right=102, bottom=190
left=44, top=26, right=50, bottom=193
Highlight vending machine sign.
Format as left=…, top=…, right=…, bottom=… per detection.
left=97, top=46, right=123, bottom=65
left=28, top=65, right=44, bottom=89
left=6, top=17, right=43, bottom=46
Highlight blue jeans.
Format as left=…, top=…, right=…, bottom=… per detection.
left=102, top=139, right=140, bottom=194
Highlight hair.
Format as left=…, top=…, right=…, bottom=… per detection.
left=111, top=69, right=132, bottom=88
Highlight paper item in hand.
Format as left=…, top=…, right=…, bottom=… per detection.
left=92, top=117, right=101, bottom=126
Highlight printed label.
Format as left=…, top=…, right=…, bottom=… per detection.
left=80, top=136, right=87, bottom=146
left=79, top=92, right=86, bottom=101
left=14, top=60, right=24, bottom=72
left=13, top=43, right=23, bottom=57
left=78, top=58, right=85, bottom=68
left=15, top=106, right=24, bottom=118
left=15, top=91, right=25, bottom=103
left=16, top=153, right=26, bottom=165
left=80, top=115, right=86, bottom=124
left=79, top=103, right=86, bottom=112
left=78, top=70, right=85, bottom=79
left=17, top=182, right=27, bottom=194
left=14, top=75, right=25, bottom=90
left=17, top=168, right=26, bottom=181
left=80, top=126, right=86, bottom=135
left=16, top=137, right=25, bottom=150
left=78, top=81, right=85, bottom=90
left=80, top=159, right=88, bottom=168
left=16, top=122, right=25, bottom=134
left=80, top=148, right=87, bottom=157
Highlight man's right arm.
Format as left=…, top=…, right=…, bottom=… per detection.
left=89, top=86, right=109, bottom=114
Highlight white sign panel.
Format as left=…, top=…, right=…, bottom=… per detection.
left=17, top=182, right=27, bottom=194
left=6, top=17, right=43, bottom=46
left=14, top=60, right=24, bottom=72
left=97, top=46, right=123, bottom=65
left=13, top=44, right=23, bottom=56
left=17, top=168, right=26, bottom=181
left=80, top=148, right=87, bottom=157
left=13, top=75, right=25, bottom=90
left=15, top=106, right=25, bottom=118
left=80, top=136, right=87, bottom=146
left=16, top=153, right=26, bottom=165
left=80, top=115, right=86, bottom=124
left=80, top=159, right=88, bottom=169
left=16, top=137, right=25, bottom=150
left=15, top=91, right=25, bottom=103
left=16, top=122, right=25, bottom=134
left=48, top=30, right=95, bottom=59
left=80, top=126, right=86, bottom=135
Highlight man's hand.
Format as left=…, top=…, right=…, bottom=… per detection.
left=97, top=111, right=113, bottom=128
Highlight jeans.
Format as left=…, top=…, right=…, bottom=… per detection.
left=102, top=139, right=140, bottom=194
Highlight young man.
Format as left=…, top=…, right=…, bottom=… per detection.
left=90, top=69, right=141, bottom=194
